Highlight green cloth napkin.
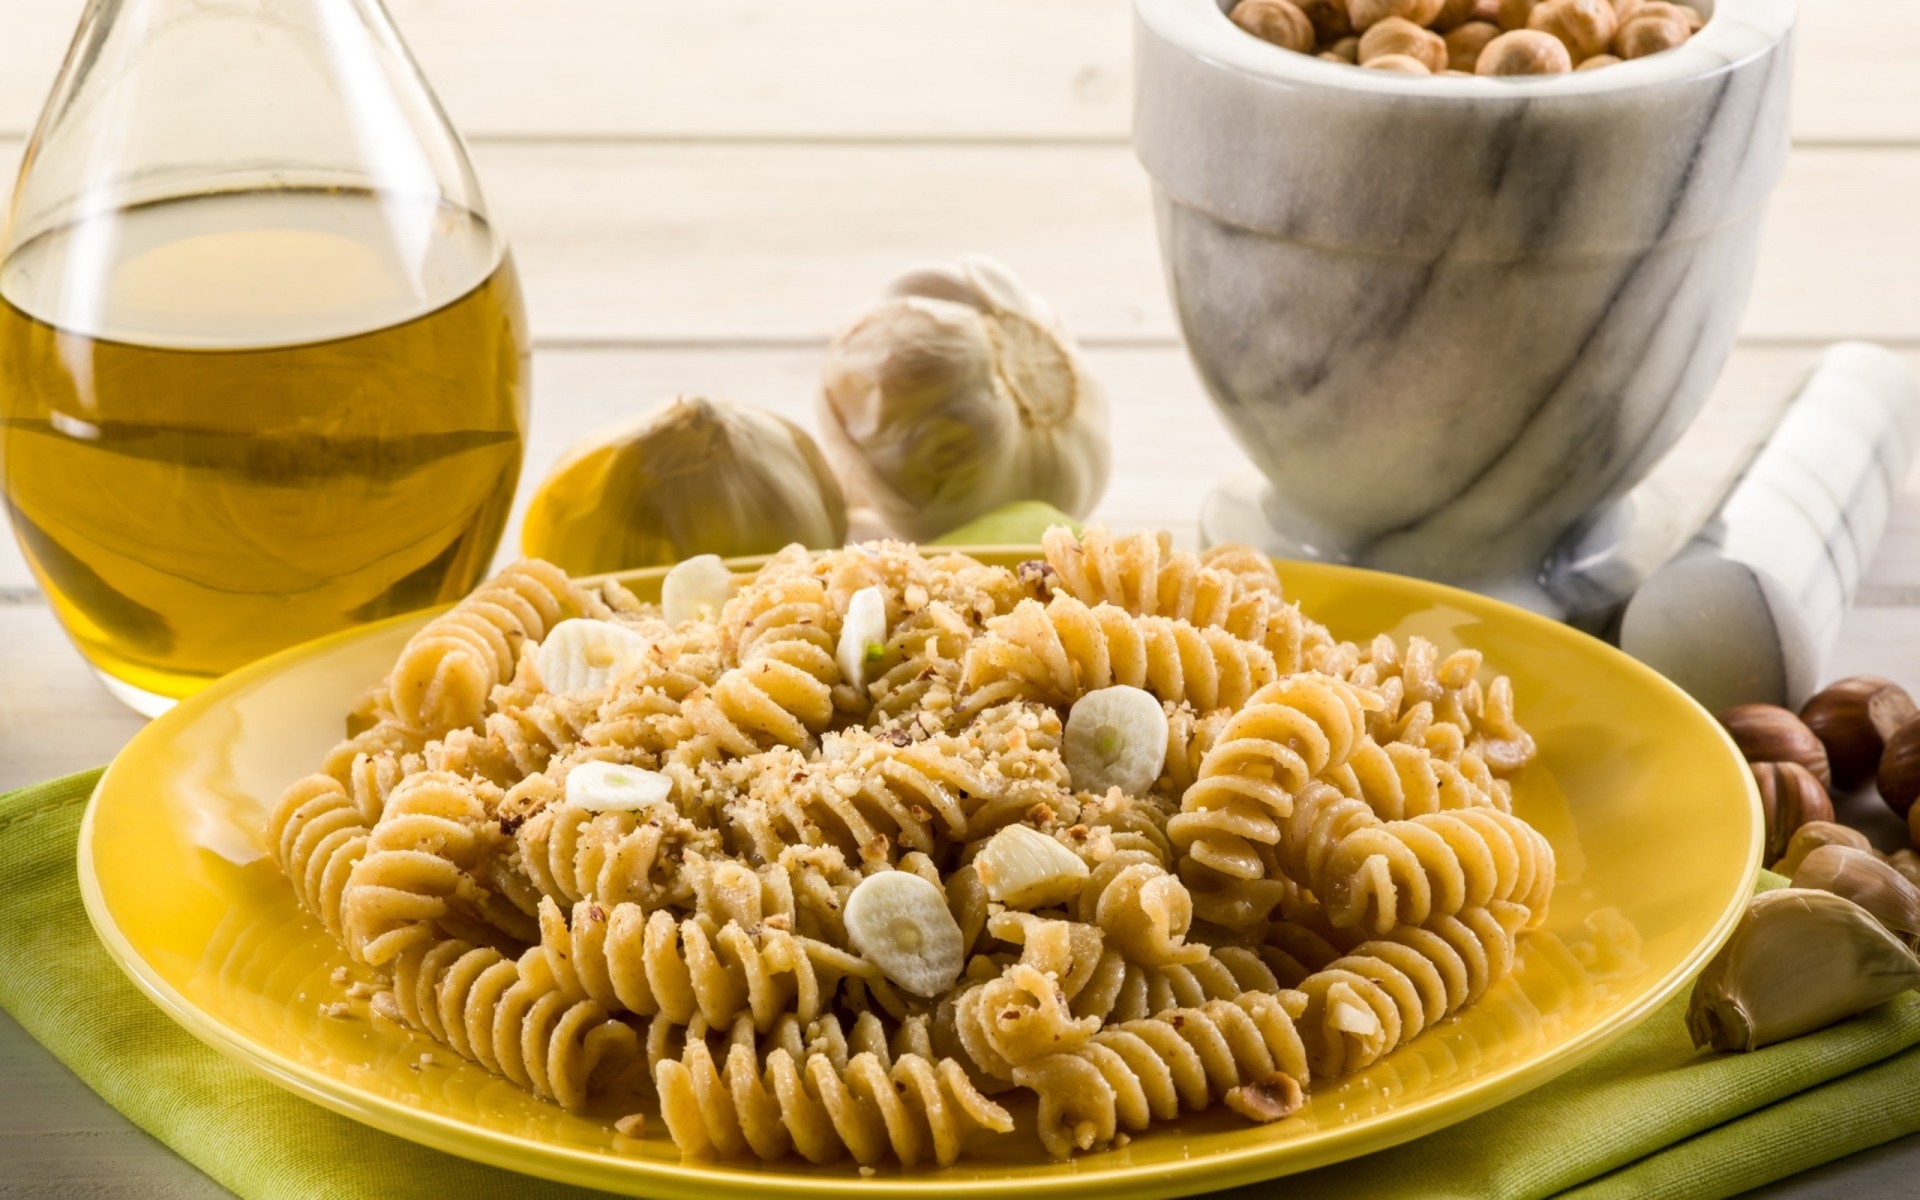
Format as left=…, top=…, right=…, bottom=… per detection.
left=4, top=770, right=1918, bottom=1200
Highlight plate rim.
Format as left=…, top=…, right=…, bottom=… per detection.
left=77, top=548, right=1763, bottom=1199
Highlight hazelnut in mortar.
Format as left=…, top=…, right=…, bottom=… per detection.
left=1445, top=20, right=1502, bottom=69
left=1527, top=0, right=1618, bottom=61
left=1230, top=0, right=1317, bottom=51
left=1477, top=28, right=1573, bottom=74
left=1360, top=16, right=1449, bottom=71
left=1349, top=0, right=1446, bottom=30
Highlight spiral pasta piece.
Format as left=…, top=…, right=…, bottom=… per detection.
left=1169, top=674, right=1378, bottom=881
left=1294, top=903, right=1528, bottom=1077
left=527, top=898, right=873, bottom=1032
left=1042, top=525, right=1331, bottom=673
left=960, top=594, right=1277, bottom=716
left=1075, top=851, right=1206, bottom=967
left=1013, top=991, right=1311, bottom=1158
left=687, top=575, right=841, bottom=754
left=384, top=937, right=638, bottom=1112
left=340, top=771, right=502, bottom=965
left=385, top=559, right=584, bottom=736
left=656, top=1019, right=1013, bottom=1166
left=268, top=773, right=372, bottom=944
left=1316, top=805, right=1556, bottom=935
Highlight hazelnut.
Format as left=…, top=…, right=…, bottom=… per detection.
left=1496, top=0, right=1545, bottom=31
left=1364, top=52, right=1434, bottom=72
left=1230, top=0, right=1317, bottom=52
left=1225, top=1072, right=1305, bottom=1123
left=1360, top=17, right=1449, bottom=71
left=1575, top=52, right=1622, bottom=69
left=1718, top=703, right=1833, bottom=789
left=1880, top=719, right=1920, bottom=822
left=1527, top=0, right=1617, bottom=61
left=1296, top=0, right=1356, bottom=43
left=1325, top=34, right=1363, bottom=60
left=1348, top=0, right=1445, bottom=32
left=1612, top=10, right=1688, bottom=57
left=1472, top=0, right=1503, bottom=19
left=1444, top=21, right=1502, bottom=70
left=1431, top=0, right=1480, bottom=31
left=1752, top=763, right=1836, bottom=864
left=1476, top=28, right=1573, bottom=74
left=1800, top=676, right=1917, bottom=792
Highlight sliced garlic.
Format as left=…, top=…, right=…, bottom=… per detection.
left=974, top=823, right=1089, bottom=909
left=1063, top=685, right=1170, bottom=796
left=566, top=760, right=673, bottom=812
left=661, top=554, right=733, bottom=625
left=536, top=618, right=652, bottom=694
left=835, top=584, right=890, bottom=691
left=1331, top=999, right=1381, bottom=1037
left=843, top=870, right=964, bottom=997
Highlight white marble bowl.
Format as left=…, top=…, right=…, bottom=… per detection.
left=1136, top=0, right=1796, bottom=606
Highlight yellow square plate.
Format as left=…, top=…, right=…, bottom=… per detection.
left=77, top=550, right=1760, bottom=1199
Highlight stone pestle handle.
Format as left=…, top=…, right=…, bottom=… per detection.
left=1620, top=343, right=1920, bottom=714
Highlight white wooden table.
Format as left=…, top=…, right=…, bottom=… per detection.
left=2, top=1, right=1918, bottom=1195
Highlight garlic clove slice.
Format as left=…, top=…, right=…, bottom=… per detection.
left=1064, top=685, right=1170, bottom=796
left=844, top=870, right=965, bottom=997
left=537, top=618, right=652, bottom=694
left=974, top=824, right=1090, bottom=908
left=661, top=554, right=734, bottom=625
left=566, top=760, right=673, bottom=812
left=835, top=584, right=889, bottom=691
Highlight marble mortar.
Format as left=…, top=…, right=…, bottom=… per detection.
left=1135, top=0, right=1796, bottom=608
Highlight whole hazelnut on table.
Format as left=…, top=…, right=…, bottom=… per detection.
left=1717, top=703, right=1833, bottom=790
left=1752, top=765, right=1836, bottom=864
left=1360, top=16, right=1449, bottom=71
left=1364, top=52, right=1435, bottom=72
left=1799, top=675, right=1918, bottom=792
left=1527, top=0, right=1618, bottom=61
left=1444, top=20, right=1502, bottom=70
left=1477, top=29, right=1573, bottom=74
left=1230, top=0, right=1317, bottom=51
left=1880, top=719, right=1920, bottom=822
left=1348, top=0, right=1445, bottom=32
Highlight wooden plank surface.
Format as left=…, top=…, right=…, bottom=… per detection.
left=1, top=141, right=1912, bottom=347
left=0, top=0, right=1913, bottom=145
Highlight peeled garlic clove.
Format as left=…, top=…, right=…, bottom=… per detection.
left=522, top=396, right=847, bottom=573
left=1793, top=845, right=1920, bottom=948
left=818, top=255, right=1110, bottom=540
left=844, top=870, right=965, bottom=997
left=537, top=619, right=653, bottom=694
left=661, top=554, right=734, bottom=625
left=1064, top=686, right=1170, bottom=796
left=566, top=760, right=674, bottom=812
left=835, top=585, right=889, bottom=691
left=974, top=824, right=1090, bottom=908
left=1686, top=887, right=1920, bottom=1052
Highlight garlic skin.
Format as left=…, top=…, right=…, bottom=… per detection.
left=818, top=256, right=1111, bottom=540
left=522, top=396, right=848, bottom=573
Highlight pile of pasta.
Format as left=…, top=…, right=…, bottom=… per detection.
left=267, top=526, right=1552, bottom=1166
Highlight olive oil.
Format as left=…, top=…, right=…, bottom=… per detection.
left=0, top=188, right=529, bottom=708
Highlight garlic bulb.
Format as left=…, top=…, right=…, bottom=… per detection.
left=522, top=396, right=847, bottom=573
left=818, top=256, right=1110, bottom=540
